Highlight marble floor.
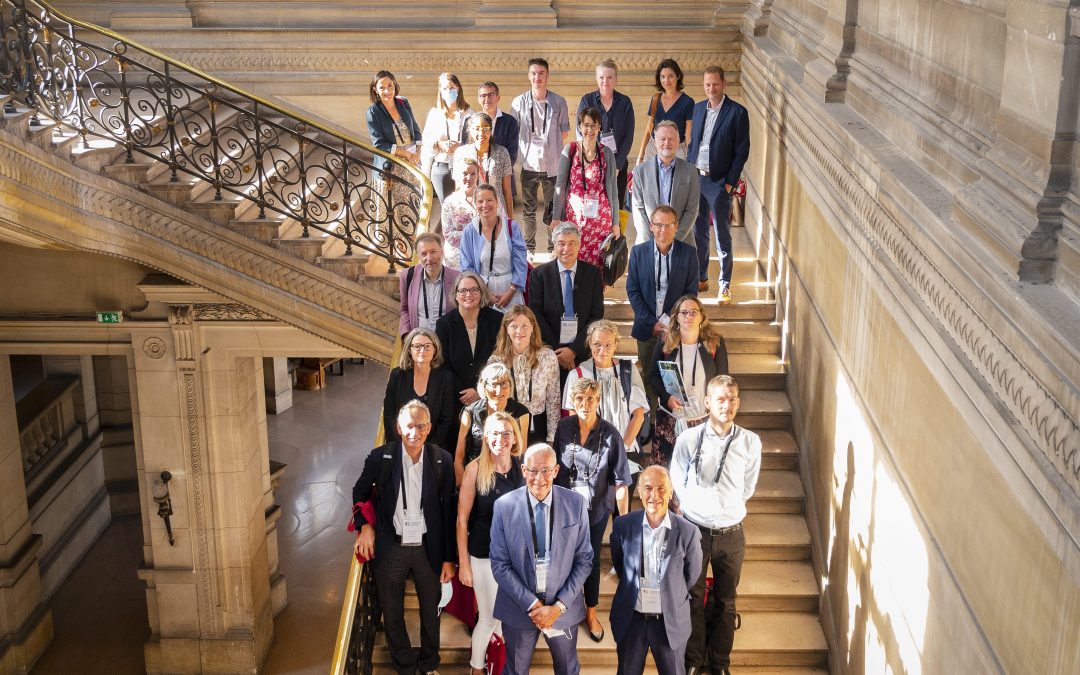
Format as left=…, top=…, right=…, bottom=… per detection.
left=32, top=360, right=388, bottom=674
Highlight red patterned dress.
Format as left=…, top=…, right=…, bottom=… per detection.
left=564, top=147, right=614, bottom=269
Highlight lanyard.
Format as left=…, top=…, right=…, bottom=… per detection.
left=579, top=143, right=599, bottom=195
left=677, top=343, right=701, bottom=387
left=655, top=248, right=667, bottom=294
left=486, top=218, right=501, bottom=278
left=527, top=495, right=556, bottom=559
left=529, top=93, right=550, bottom=136
left=693, top=425, right=739, bottom=485
left=655, top=158, right=673, bottom=204
left=421, top=273, right=443, bottom=320
left=513, top=355, right=534, bottom=403
left=640, top=525, right=668, bottom=585
left=572, top=423, right=603, bottom=481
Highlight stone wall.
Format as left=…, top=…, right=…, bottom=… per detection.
left=741, top=0, right=1080, bottom=672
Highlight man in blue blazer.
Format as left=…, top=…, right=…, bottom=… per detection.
left=610, top=465, right=703, bottom=675
left=625, top=205, right=700, bottom=414
left=490, top=444, right=593, bottom=675
left=352, top=401, right=456, bottom=675
left=686, top=66, right=750, bottom=303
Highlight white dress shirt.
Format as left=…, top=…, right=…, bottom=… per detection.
left=670, top=422, right=762, bottom=528
left=392, top=447, right=427, bottom=535
left=635, top=512, right=672, bottom=612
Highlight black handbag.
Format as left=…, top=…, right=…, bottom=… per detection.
left=600, top=233, right=628, bottom=286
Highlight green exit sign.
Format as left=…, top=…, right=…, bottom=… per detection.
left=96, top=311, right=122, bottom=324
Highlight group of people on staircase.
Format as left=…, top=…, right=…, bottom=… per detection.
left=358, top=55, right=754, bottom=675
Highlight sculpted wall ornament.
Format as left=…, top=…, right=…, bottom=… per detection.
left=182, top=371, right=218, bottom=634
left=757, top=78, right=1080, bottom=495
left=193, top=303, right=274, bottom=321
left=142, top=336, right=167, bottom=359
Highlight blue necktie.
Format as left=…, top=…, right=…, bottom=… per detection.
left=562, top=269, right=574, bottom=319
left=534, top=502, right=547, bottom=559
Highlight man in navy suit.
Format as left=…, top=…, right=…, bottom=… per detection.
left=352, top=401, right=456, bottom=675
left=460, top=80, right=520, bottom=170
left=610, top=465, right=703, bottom=675
left=489, top=444, right=593, bottom=675
left=686, top=66, right=750, bottom=303
left=625, top=205, right=700, bottom=415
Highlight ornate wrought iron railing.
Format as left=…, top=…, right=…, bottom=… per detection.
left=0, top=0, right=431, bottom=269
left=331, top=558, right=380, bottom=675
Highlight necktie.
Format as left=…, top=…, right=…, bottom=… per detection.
left=535, top=501, right=547, bottom=559
left=562, top=269, right=574, bottom=319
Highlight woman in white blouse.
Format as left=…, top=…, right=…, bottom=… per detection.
left=562, top=319, right=648, bottom=453
left=488, top=305, right=561, bottom=444
left=421, top=72, right=470, bottom=228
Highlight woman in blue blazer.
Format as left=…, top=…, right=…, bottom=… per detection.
left=460, top=184, right=529, bottom=311
left=365, top=70, right=423, bottom=230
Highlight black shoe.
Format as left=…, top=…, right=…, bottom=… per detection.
left=686, top=667, right=706, bottom=675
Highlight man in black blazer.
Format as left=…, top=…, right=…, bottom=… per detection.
left=460, top=80, right=520, bottom=170
left=352, top=401, right=456, bottom=675
left=527, top=223, right=605, bottom=375
left=686, top=65, right=750, bottom=303
left=625, top=205, right=699, bottom=413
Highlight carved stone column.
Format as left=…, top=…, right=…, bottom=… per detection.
left=475, top=0, right=556, bottom=27
left=132, top=305, right=275, bottom=674
left=0, top=357, right=53, bottom=674
left=804, top=0, right=860, bottom=102
left=262, top=358, right=293, bottom=415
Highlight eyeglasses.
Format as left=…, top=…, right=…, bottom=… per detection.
left=456, top=287, right=481, bottom=296
left=580, top=123, right=600, bottom=130
left=523, top=466, right=557, bottom=477
left=473, top=126, right=492, bottom=132
left=410, top=343, right=435, bottom=352
left=478, top=92, right=498, bottom=99
left=650, top=221, right=677, bottom=229
left=590, top=342, right=617, bottom=351
left=678, top=309, right=701, bottom=317
left=486, top=430, right=514, bottom=440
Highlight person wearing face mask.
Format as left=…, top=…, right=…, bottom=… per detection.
left=421, top=72, right=470, bottom=229
left=454, top=113, right=514, bottom=218
left=551, top=107, right=619, bottom=270
left=453, top=361, right=530, bottom=484
left=489, top=305, right=561, bottom=445
left=383, top=327, right=457, bottom=452
left=460, top=184, right=528, bottom=311
left=399, top=232, right=460, bottom=338
left=576, top=59, right=635, bottom=208
left=631, top=121, right=700, bottom=246
left=440, top=158, right=480, bottom=269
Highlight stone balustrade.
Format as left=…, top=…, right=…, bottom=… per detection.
left=15, top=375, right=80, bottom=476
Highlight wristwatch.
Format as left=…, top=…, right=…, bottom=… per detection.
left=509, top=284, right=519, bottom=292
left=554, top=600, right=567, bottom=614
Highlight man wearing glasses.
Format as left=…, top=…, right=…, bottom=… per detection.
left=626, top=205, right=700, bottom=417
left=352, top=401, right=457, bottom=675
left=399, top=232, right=460, bottom=337
left=489, top=444, right=593, bottom=675
left=462, top=81, right=520, bottom=171
left=670, top=375, right=762, bottom=675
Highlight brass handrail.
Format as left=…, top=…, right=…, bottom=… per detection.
left=331, top=339, right=399, bottom=674
left=0, top=0, right=432, bottom=269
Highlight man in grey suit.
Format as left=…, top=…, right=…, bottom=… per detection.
left=631, top=120, right=700, bottom=246
left=490, top=444, right=593, bottom=675
left=610, top=465, right=703, bottom=675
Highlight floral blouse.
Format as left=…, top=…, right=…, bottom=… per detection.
left=440, top=189, right=476, bottom=269
left=453, top=143, right=513, bottom=217
left=507, top=347, right=561, bottom=443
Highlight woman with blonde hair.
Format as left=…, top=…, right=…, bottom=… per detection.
left=456, top=411, right=526, bottom=675
left=382, top=327, right=456, bottom=450
left=488, top=304, right=561, bottom=444
left=648, top=294, right=729, bottom=464
left=453, top=361, right=530, bottom=484
left=421, top=72, right=470, bottom=227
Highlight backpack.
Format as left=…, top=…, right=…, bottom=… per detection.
left=574, top=360, right=651, bottom=447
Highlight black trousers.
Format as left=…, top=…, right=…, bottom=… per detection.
left=374, top=538, right=442, bottom=674
left=685, top=523, right=745, bottom=670
left=616, top=166, right=628, bottom=212
left=616, top=612, right=684, bottom=675
left=584, top=514, right=608, bottom=607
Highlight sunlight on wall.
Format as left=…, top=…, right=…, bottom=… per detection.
left=832, top=371, right=930, bottom=673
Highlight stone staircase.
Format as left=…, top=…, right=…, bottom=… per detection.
left=373, top=229, right=829, bottom=673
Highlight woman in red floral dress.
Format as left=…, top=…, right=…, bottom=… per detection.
left=551, top=107, right=619, bottom=269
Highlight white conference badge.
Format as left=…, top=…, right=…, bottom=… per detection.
left=600, top=131, right=616, bottom=153
left=401, top=510, right=424, bottom=546
left=639, top=585, right=662, bottom=614
left=560, top=317, right=578, bottom=345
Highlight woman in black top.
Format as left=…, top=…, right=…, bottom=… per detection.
left=648, top=294, right=729, bottom=465
left=456, top=411, right=525, bottom=675
left=453, top=361, right=530, bottom=485
left=553, top=377, right=631, bottom=643
left=434, top=271, right=503, bottom=409
left=382, top=327, right=456, bottom=450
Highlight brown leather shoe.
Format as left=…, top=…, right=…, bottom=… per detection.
left=698, top=280, right=709, bottom=292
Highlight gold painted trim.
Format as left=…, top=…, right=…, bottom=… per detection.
left=32, top=0, right=434, bottom=228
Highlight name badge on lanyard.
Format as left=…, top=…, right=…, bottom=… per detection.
left=599, top=130, right=616, bottom=153
left=402, top=511, right=424, bottom=546
left=534, top=560, right=548, bottom=595
left=583, top=196, right=600, bottom=219
left=639, top=586, right=662, bottom=614
left=560, top=317, right=578, bottom=345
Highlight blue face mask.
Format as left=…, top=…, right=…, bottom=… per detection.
left=442, top=88, right=459, bottom=105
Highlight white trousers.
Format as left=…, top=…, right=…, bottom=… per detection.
left=470, top=555, right=502, bottom=669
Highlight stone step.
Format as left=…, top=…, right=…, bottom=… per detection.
left=71, top=141, right=125, bottom=173
left=759, top=430, right=800, bottom=472
left=229, top=218, right=282, bottom=245
left=0, top=104, right=35, bottom=131
left=734, top=390, right=793, bottom=431
left=614, top=320, right=781, bottom=355
left=618, top=352, right=785, bottom=392
left=102, top=162, right=153, bottom=186
left=274, top=237, right=325, bottom=264
left=184, top=199, right=239, bottom=226
left=142, top=180, right=196, bottom=206
left=320, top=253, right=371, bottom=282
left=406, top=558, right=818, bottom=614
left=373, top=609, right=826, bottom=667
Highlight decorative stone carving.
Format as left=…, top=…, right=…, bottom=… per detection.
left=182, top=371, right=217, bottom=635
left=168, top=304, right=196, bottom=371
left=193, top=303, right=274, bottom=321
left=142, top=337, right=167, bottom=359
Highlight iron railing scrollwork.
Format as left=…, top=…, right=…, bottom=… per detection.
left=0, top=0, right=431, bottom=269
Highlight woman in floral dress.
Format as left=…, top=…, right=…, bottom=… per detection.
left=551, top=107, right=619, bottom=269
left=440, top=157, right=479, bottom=268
